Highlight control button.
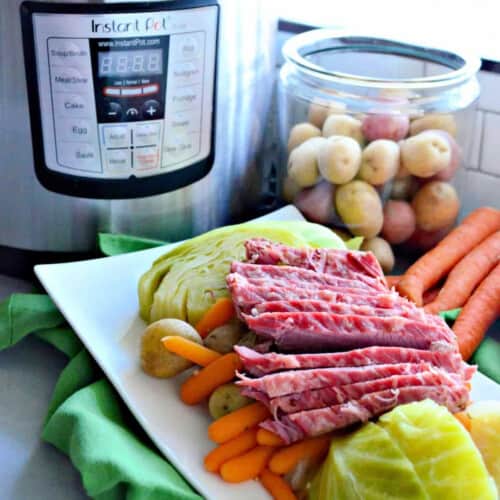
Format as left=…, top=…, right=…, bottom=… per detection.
left=172, top=61, right=202, bottom=86
left=167, top=109, right=201, bottom=134
left=105, top=149, right=131, bottom=173
left=134, top=146, right=160, bottom=170
left=163, top=133, right=199, bottom=165
left=51, top=67, right=91, bottom=94
left=48, top=39, right=90, bottom=68
left=58, top=143, right=100, bottom=173
left=168, top=85, right=201, bottom=112
left=134, top=123, right=161, bottom=147
left=104, top=102, right=123, bottom=121
left=122, top=87, right=143, bottom=97
left=54, top=94, right=90, bottom=118
left=103, top=125, right=129, bottom=148
left=142, top=100, right=161, bottom=119
left=104, top=87, right=121, bottom=97
left=58, top=119, right=93, bottom=143
left=125, top=107, right=140, bottom=120
left=171, top=33, right=203, bottom=61
left=142, top=84, right=159, bottom=96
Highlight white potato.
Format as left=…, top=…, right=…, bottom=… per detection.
left=282, top=175, right=302, bottom=203
left=322, top=114, right=364, bottom=144
left=358, top=139, right=400, bottom=185
left=288, top=137, right=326, bottom=188
left=204, top=320, right=243, bottom=354
left=410, top=113, right=457, bottom=137
left=361, top=237, right=395, bottom=273
left=400, top=131, right=451, bottom=178
left=318, top=135, right=362, bottom=184
left=287, top=122, right=321, bottom=152
left=308, top=98, right=347, bottom=128
left=208, top=384, right=252, bottom=420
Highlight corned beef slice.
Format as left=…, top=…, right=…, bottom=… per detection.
left=234, top=345, right=467, bottom=377
left=237, top=362, right=434, bottom=398
left=227, top=274, right=411, bottom=315
left=245, top=238, right=385, bottom=282
left=243, top=312, right=456, bottom=351
left=231, top=261, right=385, bottom=291
left=261, top=385, right=470, bottom=444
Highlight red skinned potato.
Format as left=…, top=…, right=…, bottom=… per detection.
left=362, top=114, right=410, bottom=142
left=294, top=181, right=335, bottom=225
left=412, top=181, right=460, bottom=231
left=403, top=224, right=454, bottom=252
left=381, top=200, right=416, bottom=244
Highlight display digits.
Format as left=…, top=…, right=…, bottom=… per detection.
left=116, top=54, right=128, bottom=74
left=99, top=50, right=162, bottom=77
left=132, top=54, right=145, bottom=73
left=147, top=53, right=161, bottom=73
left=100, top=55, right=113, bottom=75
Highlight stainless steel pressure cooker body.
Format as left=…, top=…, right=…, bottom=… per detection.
left=0, top=0, right=276, bottom=261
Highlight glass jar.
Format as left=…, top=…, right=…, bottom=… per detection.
left=278, top=30, right=480, bottom=263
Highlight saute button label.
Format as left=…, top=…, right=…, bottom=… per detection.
left=103, top=126, right=130, bottom=148
left=58, top=143, right=100, bottom=173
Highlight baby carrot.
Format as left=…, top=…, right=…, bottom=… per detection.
left=220, top=446, right=274, bottom=483
left=180, top=352, right=242, bottom=405
left=397, top=207, right=500, bottom=306
left=204, top=428, right=258, bottom=473
left=423, top=286, right=441, bottom=305
left=269, top=436, right=331, bottom=475
left=260, top=468, right=297, bottom=500
left=257, top=428, right=286, bottom=447
left=453, top=262, right=500, bottom=360
left=195, top=297, right=235, bottom=338
left=162, top=336, right=221, bottom=367
left=425, top=231, right=500, bottom=314
left=454, top=412, right=472, bottom=432
left=208, top=402, right=271, bottom=444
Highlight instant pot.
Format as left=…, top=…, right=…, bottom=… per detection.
left=0, top=0, right=276, bottom=275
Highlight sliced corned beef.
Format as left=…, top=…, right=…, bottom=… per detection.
left=237, top=362, right=434, bottom=398
left=243, top=311, right=456, bottom=351
left=230, top=261, right=385, bottom=291
left=245, top=238, right=385, bottom=282
left=261, top=385, right=470, bottom=443
left=227, top=274, right=409, bottom=315
left=268, top=370, right=465, bottom=415
left=234, top=345, right=467, bottom=377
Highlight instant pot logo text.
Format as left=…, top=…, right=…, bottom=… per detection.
left=91, top=16, right=171, bottom=34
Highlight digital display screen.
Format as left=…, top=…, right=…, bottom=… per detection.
left=98, top=49, right=163, bottom=77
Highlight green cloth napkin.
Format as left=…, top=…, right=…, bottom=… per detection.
left=1, top=233, right=499, bottom=500
left=0, top=293, right=200, bottom=500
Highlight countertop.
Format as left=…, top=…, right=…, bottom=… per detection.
left=0, top=269, right=498, bottom=500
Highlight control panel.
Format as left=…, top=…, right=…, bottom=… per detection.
left=21, top=1, right=218, bottom=198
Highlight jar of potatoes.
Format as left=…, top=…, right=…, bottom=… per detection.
left=279, top=31, right=480, bottom=271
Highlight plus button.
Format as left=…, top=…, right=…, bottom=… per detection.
left=142, top=100, right=161, bottom=120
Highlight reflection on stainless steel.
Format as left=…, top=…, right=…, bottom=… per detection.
left=0, top=0, right=276, bottom=250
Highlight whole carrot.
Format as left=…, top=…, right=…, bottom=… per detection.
left=204, top=428, right=258, bottom=473
left=260, top=468, right=297, bottom=500
left=220, top=445, right=274, bottom=483
left=180, top=352, right=242, bottom=405
left=453, top=262, right=500, bottom=360
left=208, top=402, right=270, bottom=444
left=385, top=275, right=401, bottom=289
left=423, top=287, right=441, bottom=306
left=195, top=297, right=235, bottom=338
left=397, top=207, right=500, bottom=306
left=425, top=231, right=500, bottom=314
left=162, top=336, right=221, bottom=366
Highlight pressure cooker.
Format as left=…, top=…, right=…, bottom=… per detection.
left=0, top=0, right=276, bottom=273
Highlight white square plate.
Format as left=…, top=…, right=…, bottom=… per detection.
left=35, top=205, right=500, bottom=500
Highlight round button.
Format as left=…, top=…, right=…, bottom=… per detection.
left=180, top=36, right=199, bottom=58
left=141, top=100, right=161, bottom=120
left=104, top=102, right=122, bottom=122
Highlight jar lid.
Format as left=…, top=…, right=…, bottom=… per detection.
left=282, top=30, right=481, bottom=90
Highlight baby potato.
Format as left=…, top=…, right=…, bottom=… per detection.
left=335, top=180, right=384, bottom=238
left=410, top=113, right=457, bottom=137
left=428, top=130, right=461, bottom=181
left=412, top=181, right=460, bottom=231
left=141, top=319, right=202, bottom=378
left=287, top=122, right=321, bottom=152
left=358, top=139, right=400, bottom=186
left=322, top=114, right=364, bottom=144
left=308, top=98, right=347, bottom=128
left=294, top=181, right=335, bottom=225
left=361, top=114, right=409, bottom=142
left=400, top=131, right=451, bottom=178
left=204, top=320, right=243, bottom=354
left=390, top=176, right=419, bottom=201
left=237, top=331, right=257, bottom=348
left=282, top=175, right=302, bottom=203
left=404, top=224, right=454, bottom=252
left=361, top=237, right=395, bottom=273
left=318, top=135, right=362, bottom=184
left=381, top=200, right=416, bottom=244
left=208, top=383, right=253, bottom=420
left=288, top=137, right=326, bottom=188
